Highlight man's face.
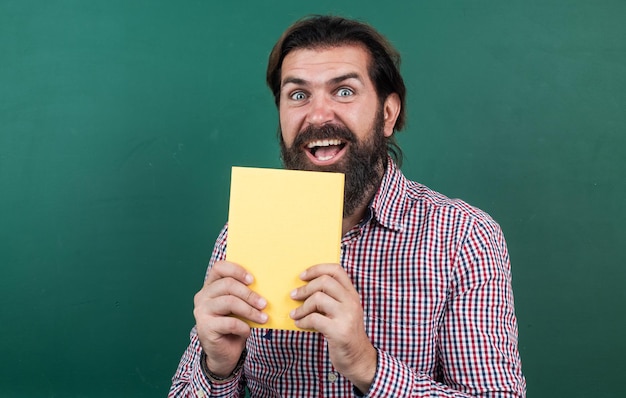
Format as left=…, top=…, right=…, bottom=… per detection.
left=278, top=45, right=399, bottom=217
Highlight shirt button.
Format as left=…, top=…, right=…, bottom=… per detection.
left=196, top=390, right=205, bottom=398
left=327, top=372, right=338, bottom=382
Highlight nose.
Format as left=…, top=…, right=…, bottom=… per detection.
left=305, top=95, right=334, bottom=127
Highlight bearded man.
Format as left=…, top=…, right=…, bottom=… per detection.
left=170, top=15, right=526, bottom=397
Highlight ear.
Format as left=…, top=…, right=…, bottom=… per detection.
left=382, top=93, right=401, bottom=138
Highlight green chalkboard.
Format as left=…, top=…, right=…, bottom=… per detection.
left=1, top=1, right=624, bottom=397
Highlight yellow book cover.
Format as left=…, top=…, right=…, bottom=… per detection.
left=226, top=166, right=344, bottom=331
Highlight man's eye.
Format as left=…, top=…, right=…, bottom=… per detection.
left=337, top=88, right=354, bottom=97
left=290, top=91, right=307, bottom=101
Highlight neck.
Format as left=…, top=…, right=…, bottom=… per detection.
left=340, top=163, right=386, bottom=236
left=341, top=204, right=367, bottom=236
left=341, top=156, right=388, bottom=236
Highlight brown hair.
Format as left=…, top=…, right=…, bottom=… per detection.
left=266, top=15, right=407, bottom=165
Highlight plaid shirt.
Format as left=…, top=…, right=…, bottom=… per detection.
left=170, top=160, right=526, bottom=397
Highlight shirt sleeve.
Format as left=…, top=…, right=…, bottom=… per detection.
left=169, top=226, right=247, bottom=398
left=359, top=218, right=526, bottom=397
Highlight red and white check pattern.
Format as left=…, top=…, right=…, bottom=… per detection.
left=170, top=160, right=526, bottom=397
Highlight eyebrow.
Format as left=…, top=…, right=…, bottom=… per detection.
left=281, top=72, right=363, bottom=90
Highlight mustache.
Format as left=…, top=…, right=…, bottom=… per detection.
left=291, top=123, right=357, bottom=149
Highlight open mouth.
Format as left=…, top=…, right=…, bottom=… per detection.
left=306, top=139, right=347, bottom=162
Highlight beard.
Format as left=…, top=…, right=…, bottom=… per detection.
left=280, top=109, right=388, bottom=218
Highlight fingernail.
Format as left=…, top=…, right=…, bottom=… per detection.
left=290, top=289, right=297, bottom=298
left=260, top=313, right=268, bottom=323
left=289, top=310, right=295, bottom=319
left=258, top=298, right=267, bottom=308
left=244, top=273, right=254, bottom=284
left=299, top=270, right=307, bottom=279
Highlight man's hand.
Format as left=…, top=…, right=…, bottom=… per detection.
left=289, top=263, right=377, bottom=393
left=193, top=261, right=268, bottom=378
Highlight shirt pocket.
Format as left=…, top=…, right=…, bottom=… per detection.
left=361, top=278, right=446, bottom=373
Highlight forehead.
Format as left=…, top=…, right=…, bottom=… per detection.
left=280, top=44, right=372, bottom=84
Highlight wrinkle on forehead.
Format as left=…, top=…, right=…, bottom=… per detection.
left=280, top=45, right=372, bottom=87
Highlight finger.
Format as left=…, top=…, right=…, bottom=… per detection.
left=212, top=295, right=268, bottom=323
left=300, top=263, right=354, bottom=290
left=205, top=260, right=254, bottom=286
left=207, top=314, right=253, bottom=338
left=290, top=274, right=346, bottom=302
left=292, top=311, right=331, bottom=332
left=197, top=294, right=268, bottom=325
left=290, top=291, right=338, bottom=321
left=201, top=277, right=267, bottom=310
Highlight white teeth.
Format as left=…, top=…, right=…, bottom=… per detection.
left=306, top=139, right=342, bottom=148
left=317, top=155, right=333, bottom=161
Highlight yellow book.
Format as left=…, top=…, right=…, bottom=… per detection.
left=226, top=166, right=344, bottom=331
